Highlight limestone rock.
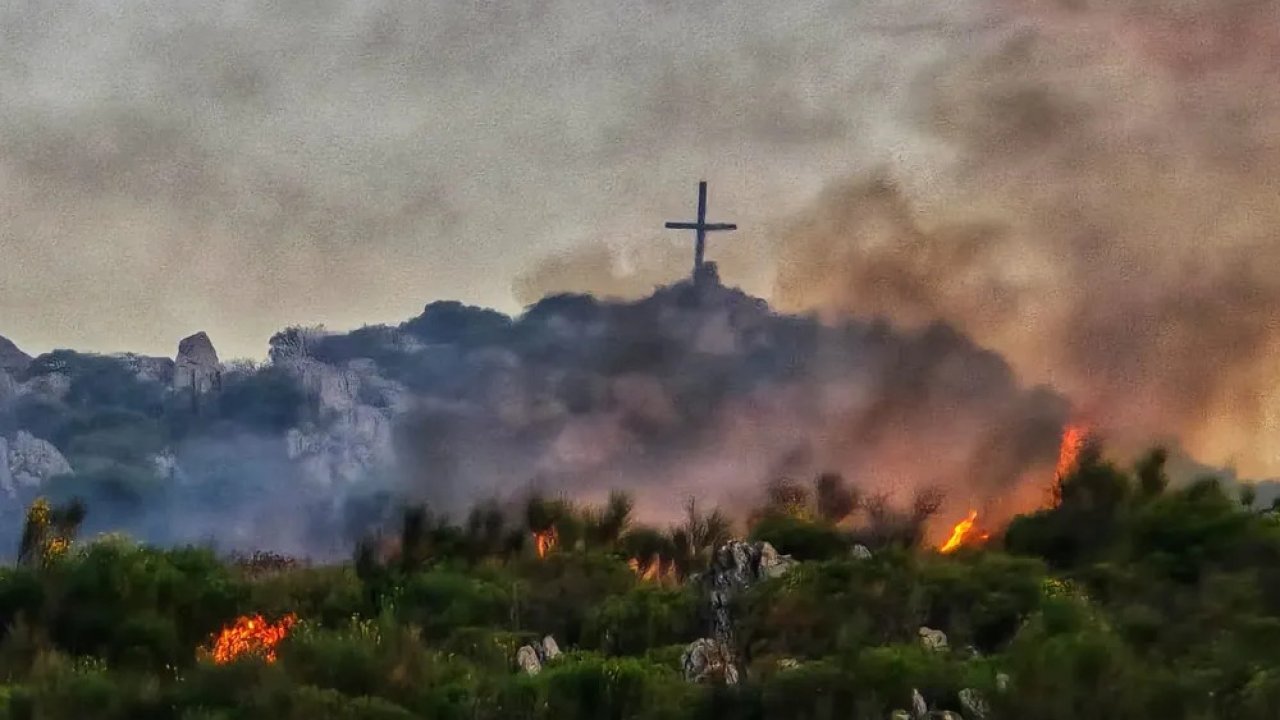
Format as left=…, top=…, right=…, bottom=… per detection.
left=173, top=332, right=223, bottom=397
left=851, top=544, right=873, bottom=560
left=777, top=658, right=800, bottom=670
left=959, top=688, right=989, bottom=719
left=4, top=431, right=72, bottom=494
left=0, top=437, right=11, bottom=496
left=890, top=712, right=911, bottom=720
left=516, top=645, right=542, bottom=675
left=680, top=638, right=739, bottom=685
left=541, top=635, right=561, bottom=660
left=0, top=335, right=31, bottom=375
left=286, top=404, right=395, bottom=488
left=0, top=370, right=16, bottom=405
left=23, top=372, right=70, bottom=401
left=911, top=688, right=928, bottom=719
left=996, top=672, right=1011, bottom=693
left=919, top=626, right=949, bottom=652
left=114, top=353, right=175, bottom=385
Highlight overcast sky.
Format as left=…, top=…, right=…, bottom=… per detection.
left=0, top=0, right=975, bottom=360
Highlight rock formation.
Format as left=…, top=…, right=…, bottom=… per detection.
left=515, top=645, right=541, bottom=675
left=173, top=332, right=223, bottom=398
left=704, top=540, right=796, bottom=648
left=114, top=353, right=175, bottom=385
left=0, top=335, right=31, bottom=375
left=514, top=635, right=562, bottom=675
left=2, top=431, right=73, bottom=496
left=959, top=688, right=989, bottom=719
left=680, top=638, right=739, bottom=685
left=919, top=626, right=949, bottom=652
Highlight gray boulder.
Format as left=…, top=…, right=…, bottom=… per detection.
left=919, top=626, right=949, bottom=652
left=911, top=688, right=928, bottom=719
left=541, top=635, right=561, bottom=660
left=680, top=638, right=739, bottom=685
left=705, top=540, right=795, bottom=644
left=515, top=645, right=541, bottom=675
left=173, top=332, right=223, bottom=396
left=960, top=688, right=989, bottom=719
left=851, top=544, right=873, bottom=560
left=3, top=431, right=72, bottom=495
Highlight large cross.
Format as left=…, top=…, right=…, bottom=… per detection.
left=665, top=181, right=736, bottom=277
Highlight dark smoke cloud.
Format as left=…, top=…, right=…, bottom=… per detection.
left=771, top=0, right=1280, bottom=478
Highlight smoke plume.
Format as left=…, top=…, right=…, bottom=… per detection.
left=772, top=0, right=1280, bottom=478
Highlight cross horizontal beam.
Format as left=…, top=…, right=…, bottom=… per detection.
left=664, top=181, right=736, bottom=277
left=664, top=222, right=737, bottom=231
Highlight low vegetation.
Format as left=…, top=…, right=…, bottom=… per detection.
left=0, top=445, right=1277, bottom=719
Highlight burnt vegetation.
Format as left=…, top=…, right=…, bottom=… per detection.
left=0, top=447, right=1273, bottom=719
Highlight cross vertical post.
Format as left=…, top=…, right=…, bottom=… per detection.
left=665, top=180, right=736, bottom=279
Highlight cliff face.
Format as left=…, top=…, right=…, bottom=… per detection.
left=0, top=335, right=31, bottom=376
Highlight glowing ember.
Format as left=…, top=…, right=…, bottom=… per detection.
left=533, top=528, right=558, bottom=559
left=939, top=510, right=988, bottom=554
left=209, top=613, right=297, bottom=664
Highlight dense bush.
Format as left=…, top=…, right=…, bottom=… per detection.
left=0, top=456, right=1275, bottom=718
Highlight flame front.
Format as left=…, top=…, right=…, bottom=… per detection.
left=627, top=555, right=673, bottom=582
left=939, top=510, right=987, bottom=554
left=1056, top=424, right=1090, bottom=481
left=209, top=613, right=297, bottom=664
left=533, top=528, right=558, bottom=559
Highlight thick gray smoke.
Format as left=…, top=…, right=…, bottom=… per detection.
left=773, top=0, right=1280, bottom=478
left=0, top=274, right=1068, bottom=555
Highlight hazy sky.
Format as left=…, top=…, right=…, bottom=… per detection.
left=0, top=0, right=975, bottom=360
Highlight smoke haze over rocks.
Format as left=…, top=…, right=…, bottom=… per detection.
left=0, top=274, right=1069, bottom=556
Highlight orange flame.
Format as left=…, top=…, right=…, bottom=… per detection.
left=939, top=510, right=988, bottom=554
left=533, top=528, right=558, bottom=559
left=1050, top=423, right=1092, bottom=507
left=627, top=555, right=672, bottom=582
left=209, top=613, right=297, bottom=664
left=1056, top=424, right=1090, bottom=481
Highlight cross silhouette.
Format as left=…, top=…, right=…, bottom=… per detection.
left=665, top=181, right=736, bottom=278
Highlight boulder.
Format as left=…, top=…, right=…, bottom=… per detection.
left=4, top=431, right=72, bottom=494
left=911, top=688, right=928, bottom=719
left=173, top=332, right=223, bottom=396
left=0, top=335, right=31, bottom=375
left=890, top=712, right=912, bottom=720
left=777, top=658, right=800, bottom=670
left=996, top=672, right=1011, bottom=693
left=541, top=635, right=561, bottom=660
left=680, top=638, right=739, bottom=685
left=851, top=544, right=873, bottom=560
left=515, top=645, right=542, bottom=675
left=959, top=688, right=989, bottom=719
left=919, top=626, right=949, bottom=652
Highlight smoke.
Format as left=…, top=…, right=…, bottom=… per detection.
left=769, top=0, right=1280, bottom=478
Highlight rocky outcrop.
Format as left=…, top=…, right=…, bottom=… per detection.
left=173, top=332, right=222, bottom=396
left=515, top=635, right=562, bottom=675
left=114, top=353, right=175, bottom=385
left=959, top=688, right=989, bottom=719
left=705, top=540, right=796, bottom=647
left=286, top=405, right=395, bottom=489
left=919, top=626, right=949, bottom=652
left=911, top=689, right=928, bottom=719
left=681, top=638, right=739, bottom=685
left=2, top=431, right=72, bottom=495
left=515, top=645, right=541, bottom=675
left=0, top=335, right=31, bottom=375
